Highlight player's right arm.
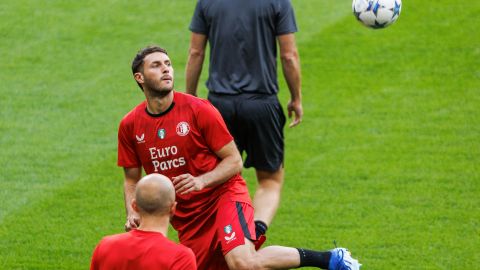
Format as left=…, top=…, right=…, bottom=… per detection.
left=123, top=167, right=141, bottom=231
left=185, top=32, right=207, bottom=96
left=118, top=114, right=143, bottom=231
left=186, top=0, right=208, bottom=96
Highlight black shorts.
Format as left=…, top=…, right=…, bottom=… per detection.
left=208, top=93, right=286, bottom=172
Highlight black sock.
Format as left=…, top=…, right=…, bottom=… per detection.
left=296, top=248, right=331, bottom=269
left=254, top=220, right=268, bottom=238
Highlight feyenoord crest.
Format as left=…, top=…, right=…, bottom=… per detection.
left=157, top=128, right=166, bottom=139
left=176, top=121, right=190, bottom=136
left=224, top=225, right=232, bottom=234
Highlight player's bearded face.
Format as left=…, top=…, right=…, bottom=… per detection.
left=142, top=52, right=174, bottom=95
left=144, top=73, right=174, bottom=94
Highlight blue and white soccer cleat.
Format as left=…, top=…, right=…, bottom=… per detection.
left=328, top=248, right=361, bottom=270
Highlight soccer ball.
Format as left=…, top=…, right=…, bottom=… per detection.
left=352, top=0, right=402, bottom=29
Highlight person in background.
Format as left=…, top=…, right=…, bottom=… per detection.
left=186, top=0, right=303, bottom=242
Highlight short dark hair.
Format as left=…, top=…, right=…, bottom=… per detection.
left=131, top=45, right=168, bottom=90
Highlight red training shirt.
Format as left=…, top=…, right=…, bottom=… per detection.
left=90, top=229, right=196, bottom=270
left=117, top=92, right=251, bottom=233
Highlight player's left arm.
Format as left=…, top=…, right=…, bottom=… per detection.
left=278, top=33, right=303, bottom=128
left=173, top=141, right=242, bottom=195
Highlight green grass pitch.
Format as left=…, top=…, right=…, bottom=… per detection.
left=0, top=0, right=479, bottom=269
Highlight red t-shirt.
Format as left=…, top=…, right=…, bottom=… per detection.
left=90, top=229, right=196, bottom=270
left=117, top=92, right=251, bottom=233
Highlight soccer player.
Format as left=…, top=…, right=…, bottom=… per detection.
left=90, top=173, right=196, bottom=270
left=118, top=46, right=360, bottom=270
left=185, top=0, right=303, bottom=240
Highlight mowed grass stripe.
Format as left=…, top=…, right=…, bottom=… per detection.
left=272, top=1, right=479, bottom=269
left=0, top=0, right=478, bottom=269
left=291, top=1, right=352, bottom=44
left=0, top=0, right=194, bottom=222
left=0, top=1, right=351, bottom=268
left=0, top=157, right=123, bottom=269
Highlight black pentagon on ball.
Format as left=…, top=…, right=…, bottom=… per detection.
left=372, top=20, right=388, bottom=29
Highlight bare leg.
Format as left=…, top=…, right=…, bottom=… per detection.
left=224, top=238, right=360, bottom=270
left=225, top=238, right=300, bottom=270
left=253, top=168, right=284, bottom=226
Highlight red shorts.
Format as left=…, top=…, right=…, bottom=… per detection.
left=178, top=200, right=256, bottom=270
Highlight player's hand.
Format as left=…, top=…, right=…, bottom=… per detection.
left=287, top=99, right=303, bottom=128
left=172, top=173, right=205, bottom=195
left=125, top=213, right=140, bottom=232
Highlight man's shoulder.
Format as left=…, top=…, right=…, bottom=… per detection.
left=149, top=233, right=194, bottom=258
left=175, top=91, right=211, bottom=109
left=120, top=101, right=146, bottom=125
left=168, top=241, right=196, bottom=264
left=98, top=232, right=131, bottom=247
left=164, top=238, right=192, bottom=252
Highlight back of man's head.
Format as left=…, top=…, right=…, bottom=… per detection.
left=135, top=173, right=175, bottom=216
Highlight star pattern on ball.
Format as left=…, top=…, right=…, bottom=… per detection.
left=353, top=0, right=401, bottom=29
left=366, top=1, right=374, bottom=11
left=372, top=2, right=381, bottom=16
left=392, top=1, right=401, bottom=17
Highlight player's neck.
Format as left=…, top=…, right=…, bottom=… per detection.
left=145, top=90, right=174, bottom=114
left=137, top=215, right=170, bottom=236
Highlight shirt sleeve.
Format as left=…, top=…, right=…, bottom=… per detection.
left=117, top=117, right=141, bottom=168
left=189, top=0, right=208, bottom=34
left=275, top=0, right=298, bottom=35
left=170, top=247, right=197, bottom=270
left=196, top=100, right=233, bottom=152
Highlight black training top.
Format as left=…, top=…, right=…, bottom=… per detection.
left=189, top=0, right=297, bottom=95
